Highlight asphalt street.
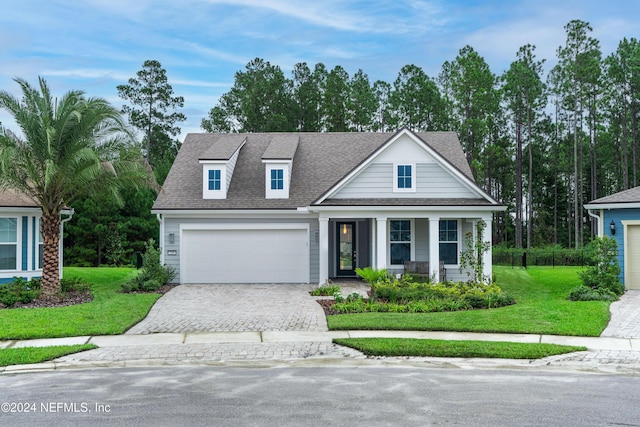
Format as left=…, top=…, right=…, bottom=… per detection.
left=1, top=365, right=639, bottom=426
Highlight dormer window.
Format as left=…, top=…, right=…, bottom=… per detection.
left=262, top=135, right=299, bottom=199
left=208, top=169, right=221, bottom=191
left=199, top=136, right=246, bottom=200
left=394, top=163, right=416, bottom=192
left=271, top=169, right=284, bottom=190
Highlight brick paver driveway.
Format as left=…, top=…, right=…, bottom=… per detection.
left=126, top=284, right=328, bottom=334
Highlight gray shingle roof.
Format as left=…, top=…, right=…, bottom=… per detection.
left=587, top=185, right=640, bottom=205
left=0, top=189, right=38, bottom=208
left=153, top=130, right=478, bottom=210
left=261, top=134, right=299, bottom=160
left=199, top=134, right=246, bottom=160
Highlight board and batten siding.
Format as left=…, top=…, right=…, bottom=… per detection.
left=331, top=163, right=477, bottom=199
left=162, top=216, right=319, bottom=284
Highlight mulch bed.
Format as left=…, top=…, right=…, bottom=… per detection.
left=0, top=284, right=179, bottom=310
left=0, top=289, right=94, bottom=310
left=317, top=299, right=340, bottom=316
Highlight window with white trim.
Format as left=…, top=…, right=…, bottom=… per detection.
left=38, top=219, right=43, bottom=269
left=208, top=169, right=221, bottom=191
left=0, top=217, right=17, bottom=270
left=390, top=219, right=411, bottom=265
left=393, top=163, right=416, bottom=192
left=439, top=219, right=458, bottom=265
left=270, top=169, right=284, bottom=190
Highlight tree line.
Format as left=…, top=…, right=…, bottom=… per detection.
left=14, top=18, right=637, bottom=268
left=201, top=19, right=640, bottom=250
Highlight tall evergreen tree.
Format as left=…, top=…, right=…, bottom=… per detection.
left=117, top=60, right=186, bottom=165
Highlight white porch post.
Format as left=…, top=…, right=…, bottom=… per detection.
left=319, top=217, right=329, bottom=284
left=429, top=217, right=440, bottom=282
left=482, top=217, right=493, bottom=283
left=376, top=217, right=387, bottom=269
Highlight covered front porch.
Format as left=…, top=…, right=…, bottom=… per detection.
left=314, top=207, right=494, bottom=285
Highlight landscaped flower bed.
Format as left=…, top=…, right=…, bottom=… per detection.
left=320, top=276, right=514, bottom=315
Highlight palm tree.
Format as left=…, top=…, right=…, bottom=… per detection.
left=0, top=77, right=151, bottom=297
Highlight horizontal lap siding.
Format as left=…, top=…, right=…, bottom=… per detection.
left=333, top=163, right=476, bottom=199
left=605, top=208, right=640, bottom=284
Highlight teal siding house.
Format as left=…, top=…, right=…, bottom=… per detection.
left=0, top=190, right=70, bottom=284
left=585, top=186, right=640, bottom=290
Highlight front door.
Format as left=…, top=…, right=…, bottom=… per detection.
left=337, top=222, right=356, bottom=276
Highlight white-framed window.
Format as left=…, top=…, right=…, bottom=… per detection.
left=37, top=218, right=43, bottom=269
left=270, top=169, right=284, bottom=190
left=439, top=219, right=459, bottom=265
left=393, top=163, right=416, bottom=192
left=0, top=217, right=17, bottom=270
left=389, top=219, right=412, bottom=265
left=202, top=163, right=228, bottom=199
left=208, top=169, right=221, bottom=190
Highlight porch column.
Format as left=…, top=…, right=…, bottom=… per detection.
left=429, top=217, right=440, bottom=282
left=319, top=217, right=329, bottom=285
left=376, top=217, right=387, bottom=269
left=482, top=217, right=493, bottom=283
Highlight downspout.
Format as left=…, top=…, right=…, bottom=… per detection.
left=586, top=209, right=601, bottom=237
left=156, top=213, right=164, bottom=264
left=60, top=208, right=75, bottom=279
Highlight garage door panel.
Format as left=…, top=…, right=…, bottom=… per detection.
left=627, top=225, right=640, bottom=290
left=182, top=228, right=309, bottom=283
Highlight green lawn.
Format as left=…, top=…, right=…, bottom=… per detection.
left=0, top=345, right=98, bottom=367
left=328, top=266, right=611, bottom=336
left=0, top=267, right=160, bottom=340
left=333, top=338, right=586, bottom=359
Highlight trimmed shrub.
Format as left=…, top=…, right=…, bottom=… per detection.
left=122, top=239, right=176, bottom=293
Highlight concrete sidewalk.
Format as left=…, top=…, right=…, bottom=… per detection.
left=2, top=329, right=640, bottom=351
left=2, top=289, right=640, bottom=374
left=2, top=329, right=640, bottom=374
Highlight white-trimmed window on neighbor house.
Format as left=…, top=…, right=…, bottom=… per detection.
left=38, top=219, right=43, bottom=269
left=208, top=169, right=221, bottom=190
left=394, top=164, right=415, bottom=192
left=439, top=219, right=458, bottom=265
left=390, top=219, right=412, bottom=265
left=270, top=169, right=284, bottom=190
left=0, top=217, right=17, bottom=270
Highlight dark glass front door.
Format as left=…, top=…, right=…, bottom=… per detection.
left=337, top=222, right=356, bottom=276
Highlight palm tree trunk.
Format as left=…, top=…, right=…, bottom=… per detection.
left=41, top=210, right=61, bottom=297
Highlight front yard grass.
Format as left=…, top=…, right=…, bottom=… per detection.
left=0, top=267, right=160, bottom=340
left=328, top=266, right=611, bottom=337
left=0, top=344, right=97, bottom=367
left=333, top=338, right=586, bottom=359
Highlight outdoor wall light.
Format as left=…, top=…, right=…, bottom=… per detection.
left=168, top=233, right=175, bottom=244
left=610, top=220, right=616, bottom=235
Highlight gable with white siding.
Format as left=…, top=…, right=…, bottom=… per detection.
left=329, top=133, right=479, bottom=200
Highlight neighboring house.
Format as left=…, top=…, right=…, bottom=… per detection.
left=0, top=189, right=70, bottom=283
left=152, top=129, right=505, bottom=285
left=585, top=185, right=640, bottom=290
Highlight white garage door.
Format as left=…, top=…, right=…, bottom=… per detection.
left=627, top=225, right=640, bottom=290
left=181, top=227, right=309, bottom=283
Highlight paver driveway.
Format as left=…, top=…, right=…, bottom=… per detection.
left=126, top=284, right=328, bottom=334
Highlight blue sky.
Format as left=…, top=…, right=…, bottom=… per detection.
left=1, top=0, right=638, bottom=139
